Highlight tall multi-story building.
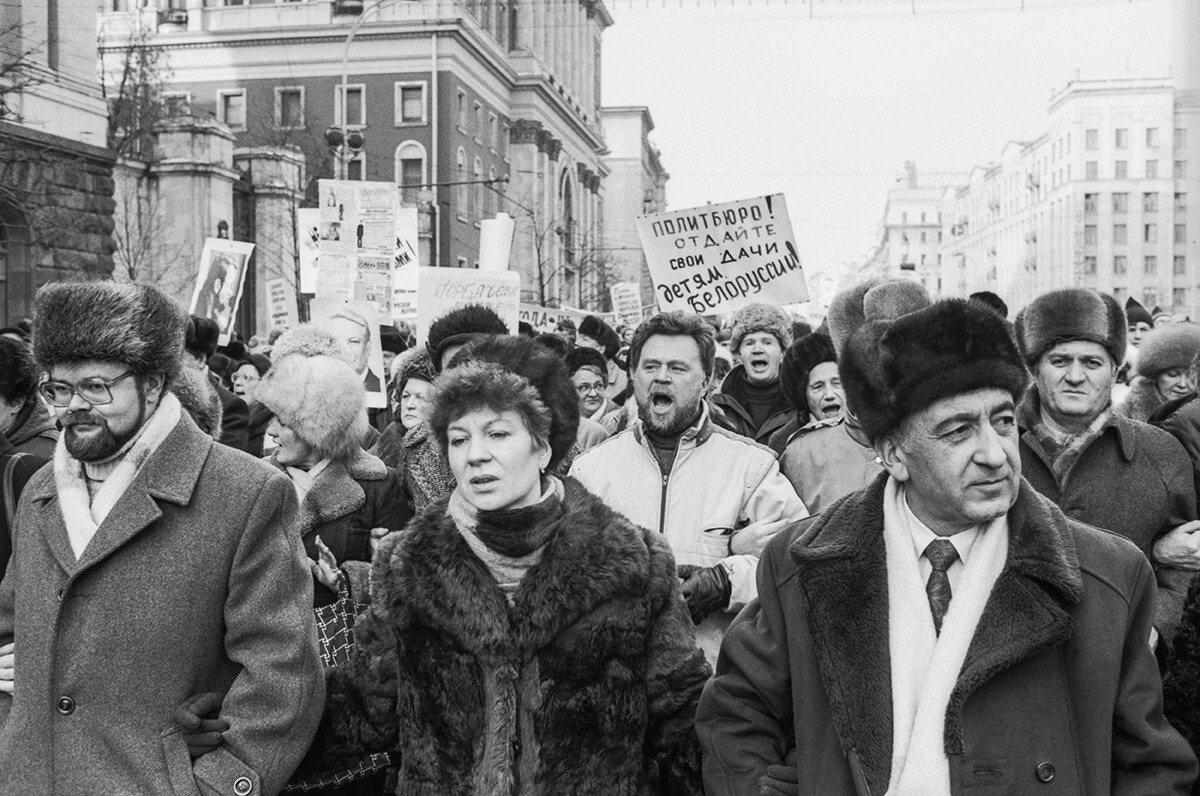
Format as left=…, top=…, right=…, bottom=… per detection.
left=99, top=0, right=613, bottom=308
left=0, top=0, right=114, bottom=322
left=600, top=105, right=666, bottom=312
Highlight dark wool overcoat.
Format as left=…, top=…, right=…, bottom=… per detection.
left=0, top=412, right=325, bottom=795
left=697, top=475, right=1198, bottom=796
left=319, top=477, right=711, bottom=795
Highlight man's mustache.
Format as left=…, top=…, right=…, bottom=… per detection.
left=61, top=411, right=106, bottom=428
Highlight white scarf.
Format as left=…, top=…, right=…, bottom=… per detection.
left=882, top=477, right=1009, bottom=796
left=285, top=458, right=332, bottom=505
left=54, top=392, right=182, bottom=560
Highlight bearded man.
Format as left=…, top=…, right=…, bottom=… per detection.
left=570, top=310, right=806, bottom=664
left=0, top=282, right=323, bottom=795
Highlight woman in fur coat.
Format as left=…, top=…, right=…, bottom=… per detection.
left=313, top=335, right=710, bottom=794
left=1119, top=322, right=1200, bottom=422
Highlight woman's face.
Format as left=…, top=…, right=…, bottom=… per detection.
left=1156, top=367, right=1192, bottom=401
left=267, top=418, right=320, bottom=468
left=399, top=377, right=433, bottom=430
left=446, top=407, right=550, bottom=512
left=572, top=367, right=607, bottom=417
left=231, top=364, right=261, bottom=404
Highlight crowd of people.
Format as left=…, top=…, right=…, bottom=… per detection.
left=1, top=277, right=1200, bottom=794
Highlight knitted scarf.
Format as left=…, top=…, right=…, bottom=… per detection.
left=1029, top=407, right=1111, bottom=491
left=882, top=478, right=1009, bottom=796
left=54, top=392, right=181, bottom=560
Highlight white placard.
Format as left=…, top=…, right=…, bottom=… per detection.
left=265, top=277, right=298, bottom=329
left=478, top=213, right=516, bottom=272
left=417, top=267, right=520, bottom=345
left=188, top=238, right=256, bottom=346
left=297, top=208, right=321, bottom=294
left=609, top=282, right=643, bottom=330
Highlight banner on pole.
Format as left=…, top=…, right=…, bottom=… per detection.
left=188, top=238, right=256, bottom=346
left=635, top=193, right=807, bottom=316
left=518, top=304, right=616, bottom=333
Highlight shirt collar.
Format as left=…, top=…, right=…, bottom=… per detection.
left=902, top=491, right=980, bottom=565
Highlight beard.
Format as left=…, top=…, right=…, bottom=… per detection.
left=637, top=393, right=703, bottom=438
left=61, top=407, right=145, bottom=463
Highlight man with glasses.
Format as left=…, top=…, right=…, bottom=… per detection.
left=0, top=282, right=323, bottom=795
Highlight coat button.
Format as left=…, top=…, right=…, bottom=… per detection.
left=56, top=696, right=75, bottom=715
left=233, top=776, right=253, bottom=795
left=1036, top=761, right=1055, bottom=783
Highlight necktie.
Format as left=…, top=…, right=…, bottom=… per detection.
left=924, top=539, right=959, bottom=635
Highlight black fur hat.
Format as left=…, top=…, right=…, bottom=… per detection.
left=425, top=304, right=510, bottom=371
left=33, top=281, right=186, bottom=384
left=840, top=299, right=1029, bottom=443
left=1014, top=288, right=1127, bottom=368
left=578, top=315, right=621, bottom=360
left=566, top=345, right=608, bottom=377
left=186, top=316, right=221, bottom=359
left=439, top=335, right=580, bottom=469
left=780, top=332, right=837, bottom=418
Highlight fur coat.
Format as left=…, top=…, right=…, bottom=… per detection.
left=1120, top=376, right=1173, bottom=423
left=318, top=477, right=711, bottom=794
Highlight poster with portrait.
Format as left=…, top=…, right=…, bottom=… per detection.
left=189, top=238, right=256, bottom=346
left=309, top=297, right=388, bottom=409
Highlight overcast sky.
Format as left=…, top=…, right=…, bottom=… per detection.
left=602, top=0, right=1173, bottom=283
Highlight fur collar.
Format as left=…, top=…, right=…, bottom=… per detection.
left=375, top=477, right=651, bottom=663
left=789, top=473, right=1082, bottom=795
left=270, top=450, right=387, bottom=535
left=1121, top=376, right=1169, bottom=423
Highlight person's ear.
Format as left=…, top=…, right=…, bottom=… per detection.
left=875, top=433, right=910, bottom=483
left=143, top=371, right=166, bottom=405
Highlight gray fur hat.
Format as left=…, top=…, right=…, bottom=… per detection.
left=1014, top=289, right=1126, bottom=368
left=33, top=281, right=186, bottom=384
left=730, top=303, right=793, bottom=353
left=826, top=278, right=931, bottom=358
left=1135, top=322, right=1200, bottom=379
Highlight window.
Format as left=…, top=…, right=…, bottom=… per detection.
left=1174, top=288, right=1186, bottom=308
left=1144, top=288, right=1158, bottom=308
left=1177, top=193, right=1188, bottom=212
left=473, top=102, right=483, bottom=141
left=1114, top=286, right=1128, bottom=302
left=487, top=167, right=497, bottom=217
left=1144, top=192, right=1159, bottom=213
left=473, top=157, right=484, bottom=221
left=500, top=122, right=508, bottom=159
left=1084, top=193, right=1097, bottom=214
left=901, top=211, right=907, bottom=224
left=1145, top=223, right=1157, bottom=244
left=1147, top=127, right=1160, bottom=148
left=346, top=152, right=364, bottom=181
left=456, top=90, right=467, bottom=130
left=1176, top=224, right=1188, bottom=244
left=1113, top=192, right=1128, bottom=214
left=274, top=86, right=304, bottom=129
left=162, top=91, right=191, bottom=117
left=1144, top=255, right=1157, bottom=275
left=1113, top=224, right=1127, bottom=244
left=1085, top=128, right=1098, bottom=150
left=920, top=232, right=926, bottom=243
left=334, top=84, right=365, bottom=126
left=1085, top=224, right=1098, bottom=245
left=488, top=113, right=498, bottom=151
left=456, top=148, right=468, bottom=219
left=394, top=141, right=427, bottom=203
left=1146, top=160, right=1158, bottom=179
left=1176, top=128, right=1187, bottom=150
left=1083, top=255, right=1097, bottom=275
left=1114, top=255, right=1127, bottom=274
left=1085, top=161, right=1098, bottom=180
left=216, top=89, right=246, bottom=130
left=394, top=82, right=426, bottom=125
left=1175, top=255, right=1187, bottom=276
left=1175, top=161, right=1188, bottom=179
left=1115, top=160, right=1128, bottom=179
left=1115, top=128, right=1128, bottom=149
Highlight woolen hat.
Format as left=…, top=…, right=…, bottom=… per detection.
left=425, top=304, right=510, bottom=371
left=1135, top=322, right=1200, bottom=379
left=840, top=299, right=1029, bottom=443
left=1015, top=289, right=1127, bottom=368
left=730, top=303, right=793, bottom=354
left=393, top=347, right=436, bottom=391
left=826, top=279, right=930, bottom=358
left=780, top=332, right=836, bottom=417
left=33, top=281, right=186, bottom=384
left=1125, top=297, right=1154, bottom=328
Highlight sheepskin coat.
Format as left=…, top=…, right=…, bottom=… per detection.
left=319, top=477, right=710, bottom=795
left=697, top=475, right=1198, bottom=796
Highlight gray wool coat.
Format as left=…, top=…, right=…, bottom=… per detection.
left=0, top=411, right=325, bottom=796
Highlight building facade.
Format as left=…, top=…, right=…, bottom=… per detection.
left=600, top=105, right=666, bottom=313
left=0, top=0, right=114, bottom=323
left=99, top=0, right=614, bottom=309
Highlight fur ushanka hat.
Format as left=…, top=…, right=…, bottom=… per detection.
left=729, top=303, right=793, bottom=354
left=1135, top=322, right=1200, bottom=379
left=826, top=278, right=930, bottom=359
left=578, top=315, right=621, bottom=360
left=840, top=299, right=1029, bottom=443
left=431, top=335, right=579, bottom=470
left=254, top=325, right=368, bottom=462
left=33, top=281, right=186, bottom=385
left=425, top=304, right=510, bottom=372
left=1014, top=288, right=1127, bottom=369
left=780, top=332, right=837, bottom=418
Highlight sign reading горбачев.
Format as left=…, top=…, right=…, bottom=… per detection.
left=636, top=194, right=808, bottom=315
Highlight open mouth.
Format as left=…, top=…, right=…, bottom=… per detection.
left=748, top=357, right=769, bottom=370
left=650, top=392, right=674, bottom=411
left=819, top=401, right=842, bottom=417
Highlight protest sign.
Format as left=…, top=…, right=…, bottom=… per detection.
left=265, top=277, right=298, bottom=329
left=517, top=304, right=617, bottom=333
left=310, top=298, right=388, bottom=409
left=297, top=208, right=321, bottom=294
left=417, top=267, right=520, bottom=345
left=609, top=283, right=643, bottom=329
left=188, top=238, right=256, bottom=345
left=635, top=193, right=807, bottom=316
left=478, top=213, right=516, bottom=272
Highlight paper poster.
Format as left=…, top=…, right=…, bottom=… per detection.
left=265, top=277, right=298, bottom=329
left=297, top=208, right=321, bottom=294
left=188, top=238, right=256, bottom=345
left=354, top=255, right=393, bottom=318
left=416, top=267, right=520, bottom=346
left=392, top=264, right=419, bottom=323
left=309, top=298, right=388, bottom=409
left=636, top=194, right=807, bottom=316
left=609, top=283, right=643, bottom=330
left=478, top=213, right=516, bottom=272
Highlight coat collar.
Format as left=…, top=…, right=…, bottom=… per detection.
left=27, top=411, right=212, bottom=578
left=1017, top=385, right=1136, bottom=462
left=380, top=477, right=650, bottom=663
left=789, top=473, right=1082, bottom=791
left=269, top=451, right=386, bottom=536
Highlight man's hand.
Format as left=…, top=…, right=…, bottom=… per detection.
left=0, top=643, right=12, bottom=694
left=1153, top=521, right=1200, bottom=570
left=175, top=692, right=230, bottom=759
left=678, top=564, right=732, bottom=625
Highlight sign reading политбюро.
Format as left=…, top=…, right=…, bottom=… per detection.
left=636, top=194, right=807, bottom=316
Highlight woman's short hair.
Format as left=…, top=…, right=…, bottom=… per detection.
left=628, top=312, right=716, bottom=379
left=0, top=338, right=39, bottom=405
left=429, top=362, right=552, bottom=457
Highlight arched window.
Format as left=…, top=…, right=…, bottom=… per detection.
left=473, top=157, right=484, bottom=222
left=394, top=141, right=427, bottom=204
left=456, top=147, right=468, bottom=220
left=559, top=170, right=575, bottom=265
left=0, top=204, right=32, bottom=326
